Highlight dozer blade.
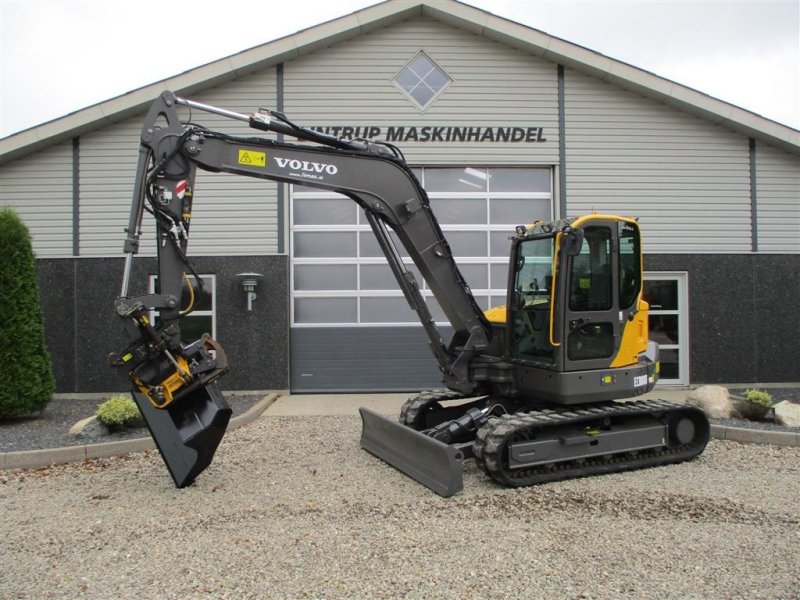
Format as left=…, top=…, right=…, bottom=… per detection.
left=133, top=383, right=232, bottom=488
left=359, top=407, right=464, bottom=497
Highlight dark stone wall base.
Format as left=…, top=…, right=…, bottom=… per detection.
left=36, top=256, right=289, bottom=393
left=647, top=254, right=799, bottom=383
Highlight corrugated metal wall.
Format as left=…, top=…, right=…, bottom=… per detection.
left=79, top=116, right=147, bottom=256
left=178, top=75, right=279, bottom=256
left=563, top=69, right=753, bottom=254
left=284, top=16, right=560, bottom=165
left=756, top=142, right=800, bottom=253
left=0, top=141, right=73, bottom=257
left=78, top=72, right=280, bottom=257
left=2, top=16, right=797, bottom=259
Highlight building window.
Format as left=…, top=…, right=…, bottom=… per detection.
left=149, top=275, right=217, bottom=342
left=644, top=273, right=688, bottom=385
left=290, top=167, right=553, bottom=327
left=393, top=51, right=452, bottom=110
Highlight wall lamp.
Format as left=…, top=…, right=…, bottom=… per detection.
left=236, top=272, right=264, bottom=311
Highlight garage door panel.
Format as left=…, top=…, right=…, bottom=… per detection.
left=291, top=327, right=447, bottom=392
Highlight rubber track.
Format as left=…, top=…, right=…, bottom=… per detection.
left=399, top=389, right=470, bottom=430
left=473, top=399, right=709, bottom=488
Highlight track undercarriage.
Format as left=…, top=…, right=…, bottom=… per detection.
left=360, top=390, right=710, bottom=497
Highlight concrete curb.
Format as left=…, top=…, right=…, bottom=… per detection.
left=0, top=393, right=279, bottom=471
left=710, top=423, right=800, bottom=447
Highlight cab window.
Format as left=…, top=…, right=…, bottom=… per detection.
left=511, top=236, right=555, bottom=362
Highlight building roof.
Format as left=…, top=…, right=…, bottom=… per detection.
left=1, top=0, right=798, bottom=164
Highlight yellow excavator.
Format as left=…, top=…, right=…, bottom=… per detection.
left=110, top=92, right=709, bottom=494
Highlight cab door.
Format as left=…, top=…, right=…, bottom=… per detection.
left=562, top=220, right=621, bottom=372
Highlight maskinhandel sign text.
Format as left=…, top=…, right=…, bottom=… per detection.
left=309, top=125, right=547, bottom=143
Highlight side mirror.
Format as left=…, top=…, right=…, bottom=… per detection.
left=564, top=229, right=584, bottom=256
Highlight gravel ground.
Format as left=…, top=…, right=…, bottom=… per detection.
left=0, top=394, right=265, bottom=452
left=1, top=414, right=798, bottom=599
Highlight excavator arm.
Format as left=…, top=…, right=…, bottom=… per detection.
left=181, top=108, right=493, bottom=391
left=111, top=91, right=493, bottom=485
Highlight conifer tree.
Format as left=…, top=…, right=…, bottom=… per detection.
left=0, top=207, right=55, bottom=417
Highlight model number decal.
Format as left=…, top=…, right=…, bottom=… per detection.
left=633, top=375, right=648, bottom=388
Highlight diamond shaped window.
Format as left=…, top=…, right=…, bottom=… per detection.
left=394, top=52, right=452, bottom=110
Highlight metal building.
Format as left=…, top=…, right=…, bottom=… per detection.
left=1, top=0, right=798, bottom=394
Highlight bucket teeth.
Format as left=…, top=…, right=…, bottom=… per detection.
left=359, top=407, right=464, bottom=497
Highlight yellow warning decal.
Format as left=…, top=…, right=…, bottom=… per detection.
left=238, top=149, right=266, bottom=167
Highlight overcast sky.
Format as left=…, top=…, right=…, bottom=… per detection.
left=1, top=0, right=798, bottom=138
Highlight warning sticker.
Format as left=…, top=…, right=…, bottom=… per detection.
left=175, top=180, right=187, bottom=200
left=238, top=149, right=266, bottom=167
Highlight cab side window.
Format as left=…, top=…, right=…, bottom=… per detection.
left=618, top=222, right=641, bottom=309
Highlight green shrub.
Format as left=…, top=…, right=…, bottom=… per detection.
left=0, top=207, right=55, bottom=417
left=96, top=394, right=142, bottom=428
left=743, top=389, right=773, bottom=408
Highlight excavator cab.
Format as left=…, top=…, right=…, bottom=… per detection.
left=506, top=215, right=657, bottom=404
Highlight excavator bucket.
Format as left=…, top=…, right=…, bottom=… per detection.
left=132, top=383, right=232, bottom=488
left=359, top=408, right=464, bottom=497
